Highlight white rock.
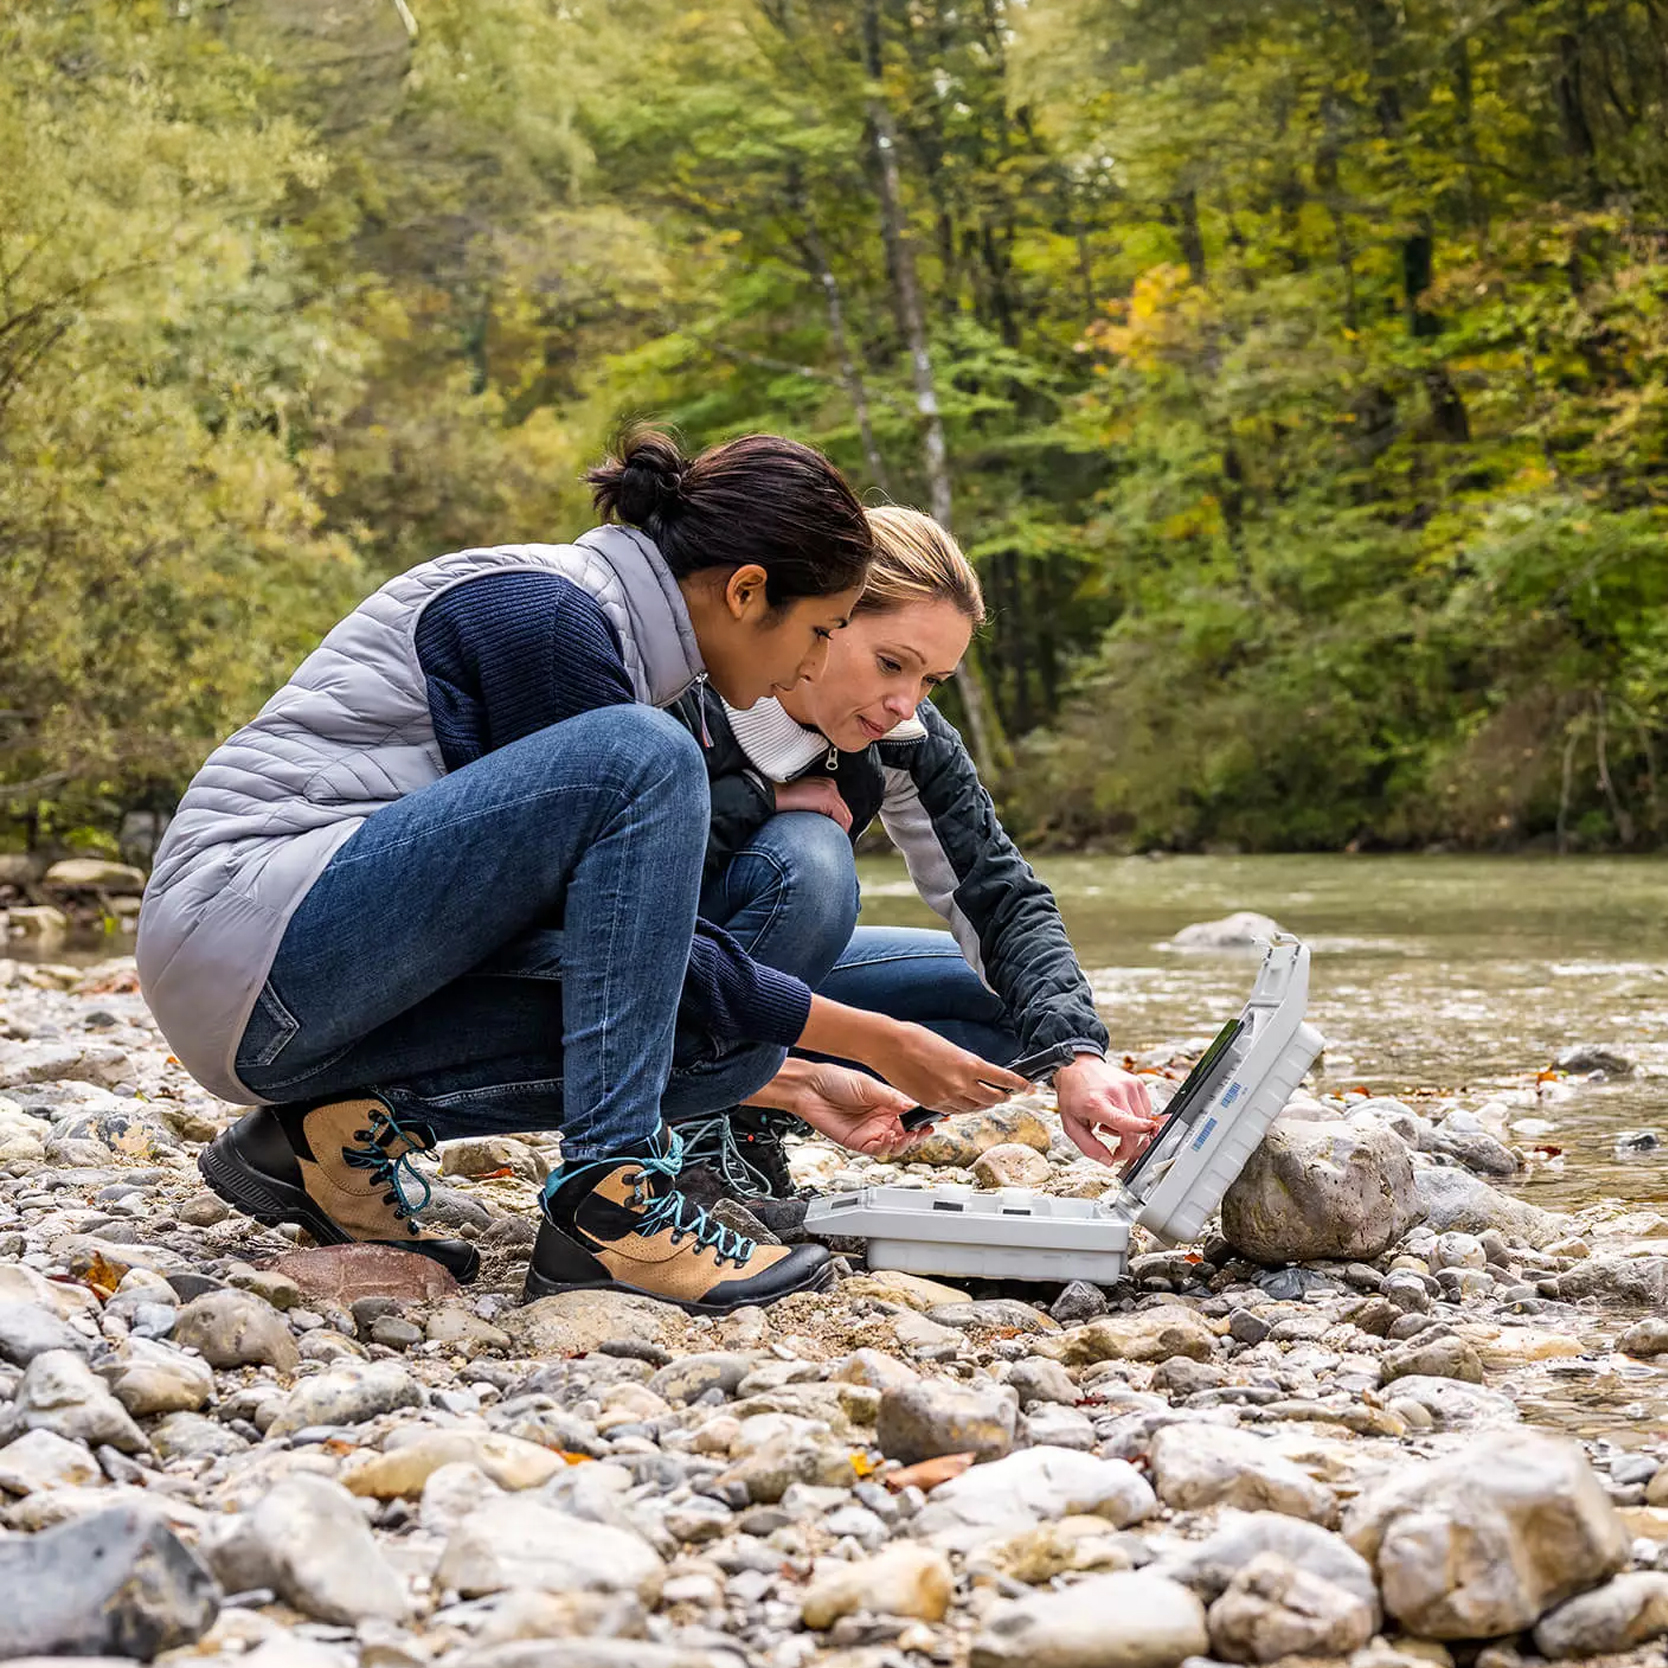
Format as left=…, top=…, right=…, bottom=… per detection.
left=99, top=1336, right=213, bottom=1417
left=1, top=1350, right=146, bottom=1453
left=1208, top=1551, right=1377, bottom=1662
left=419, top=1461, right=506, bottom=1538
left=971, top=1570, right=1208, bottom=1668
left=1344, top=1431, right=1627, bottom=1638
left=1156, top=1509, right=1379, bottom=1614
left=436, top=1495, right=665, bottom=1602
left=1148, top=1423, right=1337, bottom=1525
left=201, top=1473, right=411, bottom=1624
left=266, top=1360, right=422, bottom=1437
left=1534, top=1572, right=1668, bottom=1658
left=1169, top=912, right=1287, bottom=952
left=0, top=1427, right=101, bottom=1494
left=914, top=1446, right=1156, bottom=1552
left=801, top=1543, right=953, bottom=1628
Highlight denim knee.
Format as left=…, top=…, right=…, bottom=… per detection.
left=541, top=703, right=708, bottom=804
left=753, top=812, right=859, bottom=976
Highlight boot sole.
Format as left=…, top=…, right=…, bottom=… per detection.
left=520, top=1257, right=835, bottom=1316
left=198, top=1131, right=481, bottom=1284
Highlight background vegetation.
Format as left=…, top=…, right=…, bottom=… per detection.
left=6, top=0, right=1668, bottom=854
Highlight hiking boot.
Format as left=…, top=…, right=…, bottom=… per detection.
left=198, top=1095, right=480, bottom=1283
left=524, top=1127, right=831, bottom=1313
left=669, top=1105, right=806, bottom=1200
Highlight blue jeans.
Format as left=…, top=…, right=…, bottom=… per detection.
left=234, top=705, right=771, bottom=1159
left=696, top=811, right=1022, bottom=1082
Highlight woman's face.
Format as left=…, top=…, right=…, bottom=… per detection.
left=786, top=599, right=974, bottom=749
left=689, top=566, right=863, bottom=709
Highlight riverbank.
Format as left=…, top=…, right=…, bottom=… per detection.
left=5, top=952, right=1668, bottom=1667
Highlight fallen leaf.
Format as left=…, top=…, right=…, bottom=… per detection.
left=78, top=1253, right=127, bottom=1299
left=849, top=1451, right=877, bottom=1478
left=884, top=1451, right=977, bottom=1493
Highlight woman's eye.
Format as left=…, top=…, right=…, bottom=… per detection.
left=879, top=657, right=902, bottom=674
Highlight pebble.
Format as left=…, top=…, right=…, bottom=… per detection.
left=1208, top=1550, right=1377, bottom=1662
left=0, top=1425, right=102, bottom=1493
left=266, top=1359, right=423, bottom=1437
left=1148, top=1422, right=1338, bottom=1524
left=971, top=1570, right=1208, bottom=1668
left=1533, top=1570, right=1668, bottom=1657
left=436, top=1494, right=666, bottom=1601
left=202, top=1473, right=411, bottom=1623
left=1054, top=1306, right=1216, bottom=1365
left=801, top=1542, right=953, bottom=1627
left=914, top=1445, right=1156, bottom=1551
left=876, top=1379, right=1016, bottom=1464
left=171, top=1288, right=301, bottom=1371
left=0, top=1300, right=89, bottom=1365
left=1, top=1348, right=146, bottom=1452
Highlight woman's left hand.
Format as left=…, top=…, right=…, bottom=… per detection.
left=770, top=1060, right=926, bottom=1159
left=1054, top=1055, right=1161, bottom=1166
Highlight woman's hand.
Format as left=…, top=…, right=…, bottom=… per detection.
left=796, top=996, right=1028, bottom=1114
left=773, top=777, right=852, bottom=833
left=1054, top=1055, right=1161, bottom=1166
left=749, top=1060, right=924, bottom=1159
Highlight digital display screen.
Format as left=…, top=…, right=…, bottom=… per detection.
left=1119, top=1016, right=1246, bottom=1188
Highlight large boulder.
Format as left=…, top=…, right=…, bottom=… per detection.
left=1222, top=1117, right=1421, bottom=1264
left=1343, top=1431, right=1627, bottom=1638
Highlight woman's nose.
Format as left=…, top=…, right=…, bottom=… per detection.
left=800, top=636, right=832, bottom=680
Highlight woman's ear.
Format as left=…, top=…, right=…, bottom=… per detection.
left=724, top=563, right=771, bottom=621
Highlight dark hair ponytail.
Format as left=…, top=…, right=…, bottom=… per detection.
left=587, top=425, right=872, bottom=605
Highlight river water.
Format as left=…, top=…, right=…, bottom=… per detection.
left=858, top=852, right=1668, bottom=1218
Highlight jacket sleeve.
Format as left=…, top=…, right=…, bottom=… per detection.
left=708, top=772, right=777, bottom=874
left=878, top=702, right=1110, bottom=1057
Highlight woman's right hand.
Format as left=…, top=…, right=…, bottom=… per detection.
left=868, top=1020, right=1029, bottom=1113
left=797, top=996, right=1028, bottom=1114
left=773, top=777, right=852, bottom=833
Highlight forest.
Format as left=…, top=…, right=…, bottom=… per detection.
left=5, top=0, right=1668, bottom=854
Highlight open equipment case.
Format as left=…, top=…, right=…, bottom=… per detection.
left=803, top=934, right=1325, bottom=1283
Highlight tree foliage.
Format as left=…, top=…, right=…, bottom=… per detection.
left=5, top=0, right=1668, bottom=851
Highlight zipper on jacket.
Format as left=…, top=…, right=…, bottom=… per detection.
left=825, top=741, right=838, bottom=771
left=694, top=672, right=713, bottom=747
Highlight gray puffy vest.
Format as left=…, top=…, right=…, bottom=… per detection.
left=137, top=527, right=704, bottom=1102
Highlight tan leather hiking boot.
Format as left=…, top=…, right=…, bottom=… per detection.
left=525, top=1127, right=831, bottom=1313
left=199, top=1095, right=479, bottom=1282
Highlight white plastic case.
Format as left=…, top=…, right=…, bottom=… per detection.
left=804, top=935, right=1324, bottom=1282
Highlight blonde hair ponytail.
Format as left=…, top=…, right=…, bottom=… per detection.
left=858, top=507, right=985, bottom=624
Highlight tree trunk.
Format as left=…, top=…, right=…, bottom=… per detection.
left=862, top=0, right=951, bottom=533
left=790, top=180, right=892, bottom=494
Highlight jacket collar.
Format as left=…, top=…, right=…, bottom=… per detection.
left=575, top=525, right=705, bottom=706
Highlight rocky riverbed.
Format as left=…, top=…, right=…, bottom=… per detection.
left=4, top=953, right=1668, bottom=1668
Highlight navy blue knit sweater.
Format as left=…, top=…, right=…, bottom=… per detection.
left=414, top=570, right=812, bottom=1049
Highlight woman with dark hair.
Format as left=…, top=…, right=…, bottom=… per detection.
left=139, top=430, right=1025, bottom=1314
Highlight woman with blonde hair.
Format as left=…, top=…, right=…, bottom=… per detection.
left=669, top=506, right=1156, bottom=1205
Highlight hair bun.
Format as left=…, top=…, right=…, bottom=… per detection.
left=588, top=426, right=690, bottom=529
